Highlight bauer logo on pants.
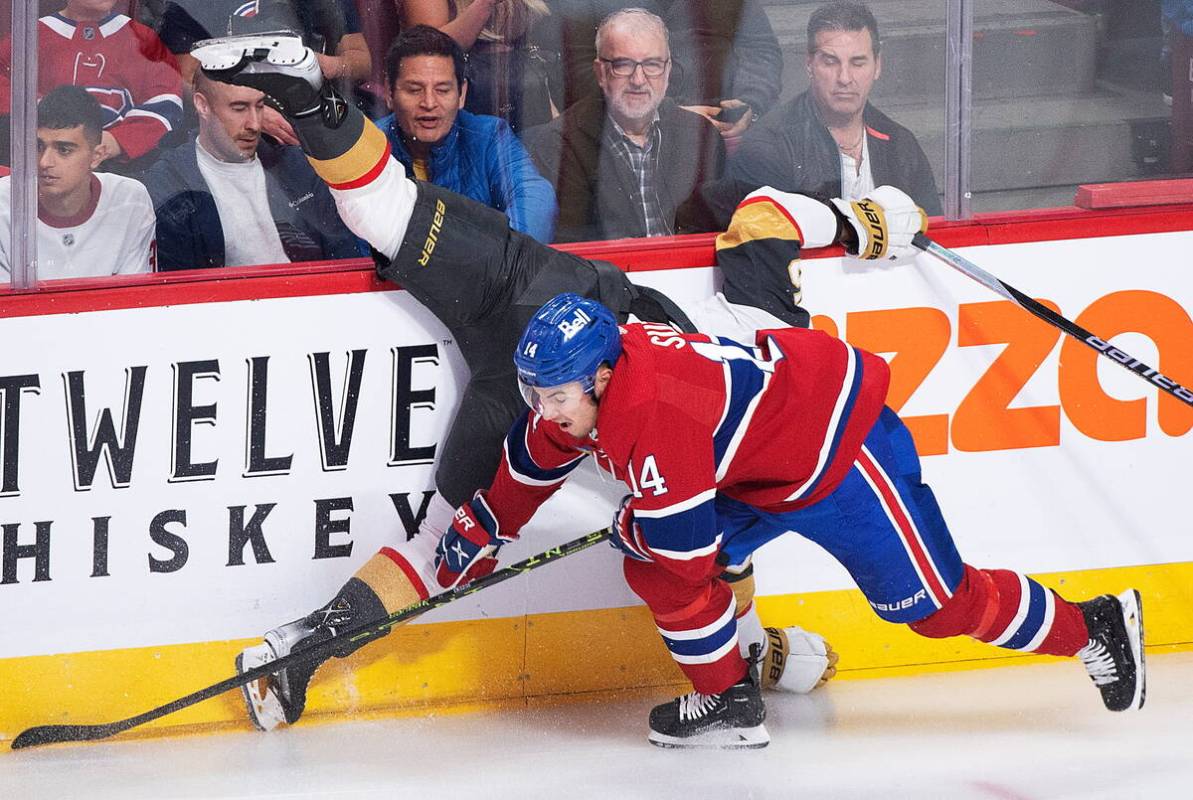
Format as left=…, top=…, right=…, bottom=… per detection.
left=418, top=199, right=448, bottom=267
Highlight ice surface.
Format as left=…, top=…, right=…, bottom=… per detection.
left=8, top=652, right=1192, bottom=800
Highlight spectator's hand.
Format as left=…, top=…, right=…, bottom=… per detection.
left=717, top=99, right=754, bottom=139
left=682, top=101, right=753, bottom=142
left=681, top=103, right=724, bottom=128
left=831, top=186, right=928, bottom=261
left=315, top=53, right=349, bottom=81
left=260, top=106, right=300, bottom=146
left=96, top=131, right=124, bottom=163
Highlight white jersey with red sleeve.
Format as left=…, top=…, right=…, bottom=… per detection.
left=0, top=13, right=183, bottom=161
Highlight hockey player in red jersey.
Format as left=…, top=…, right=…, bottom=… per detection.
left=434, top=292, right=1148, bottom=748
left=187, top=32, right=913, bottom=731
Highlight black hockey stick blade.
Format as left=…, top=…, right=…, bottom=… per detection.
left=11, top=528, right=610, bottom=750
left=912, top=232, right=1193, bottom=408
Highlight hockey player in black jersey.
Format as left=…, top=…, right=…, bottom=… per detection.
left=191, top=32, right=935, bottom=732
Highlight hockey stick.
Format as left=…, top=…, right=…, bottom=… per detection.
left=11, top=528, right=610, bottom=750
left=912, top=232, right=1193, bottom=408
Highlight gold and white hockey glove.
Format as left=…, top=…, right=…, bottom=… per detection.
left=831, top=185, right=928, bottom=261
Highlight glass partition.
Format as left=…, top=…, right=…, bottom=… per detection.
left=4, top=1, right=1193, bottom=291
left=761, top=0, right=950, bottom=219
left=969, top=0, right=1178, bottom=212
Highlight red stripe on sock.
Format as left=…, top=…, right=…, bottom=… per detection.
left=378, top=546, right=429, bottom=600
left=328, top=140, right=393, bottom=191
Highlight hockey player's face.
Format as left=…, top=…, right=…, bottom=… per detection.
left=389, top=55, right=466, bottom=149
left=36, top=126, right=100, bottom=204
left=595, top=24, right=670, bottom=128
left=807, top=28, right=881, bottom=122
left=539, top=383, right=601, bottom=438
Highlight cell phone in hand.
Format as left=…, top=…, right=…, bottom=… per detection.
left=718, top=104, right=751, bottom=124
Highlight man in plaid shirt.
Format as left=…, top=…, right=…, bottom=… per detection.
left=526, top=8, right=725, bottom=242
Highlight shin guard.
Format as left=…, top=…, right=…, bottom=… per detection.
left=910, top=564, right=1088, bottom=657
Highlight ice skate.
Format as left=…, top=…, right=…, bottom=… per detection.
left=236, top=614, right=336, bottom=732
left=1076, top=589, right=1146, bottom=712
left=648, top=646, right=769, bottom=749
left=237, top=580, right=386, bottom=731
left=191, top=32, right=344, bottom=124
left=761, top=625, right=839, bottom=693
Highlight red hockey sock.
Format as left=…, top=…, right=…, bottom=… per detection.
left=910, top=564, right=1088, bottom=657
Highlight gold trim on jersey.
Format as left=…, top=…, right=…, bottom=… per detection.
left=716, top=199, right=805, bottom=252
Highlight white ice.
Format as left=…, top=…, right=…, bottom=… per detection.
left=7, top=651, right=1192, bottom=800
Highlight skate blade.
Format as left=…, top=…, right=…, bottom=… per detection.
left=1118, top=588, right=1146, bottom=711
left=191, top=33, right=307, bottom=70
left=648, top=723, right=770, bottom=750
left=236, top=651, right=284, bottom=732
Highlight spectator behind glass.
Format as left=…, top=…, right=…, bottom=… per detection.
left=140, top=71, right=361, bottom=271
left=0, top=0, right=183, bottom=169
left=400, top=0, right=554, bottom=133
left=730, top=1, right=941, bottom=215
left=141, top=0, right=372, bottom=144
left=524, top=8, right=725, bottom=243
left=377, top=25, right=557, bottom=242
left=549, top=1, right=782, bottom=143
left=0, top=86, right=156, bottom=280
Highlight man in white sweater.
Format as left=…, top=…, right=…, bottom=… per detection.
left=0, top=85, right=156, bottom=281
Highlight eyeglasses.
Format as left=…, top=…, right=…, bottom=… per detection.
left=599, top=57, right=670, bottom=78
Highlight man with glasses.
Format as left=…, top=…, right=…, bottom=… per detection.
left=525, top=8, right=726, bottom=243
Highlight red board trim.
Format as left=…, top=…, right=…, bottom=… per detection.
left=3, top=202, right=1193, bottom=320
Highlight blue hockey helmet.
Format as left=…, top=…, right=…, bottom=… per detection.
left=514, top=293, right=622, bottom=404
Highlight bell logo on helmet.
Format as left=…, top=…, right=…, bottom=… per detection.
left=558, top=308, right=593, bottom=341
left=513, top=294, right=623, bottom=409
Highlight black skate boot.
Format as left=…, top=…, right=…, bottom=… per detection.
left=191, top=32, right=348, bottom=127
left=1076, top=589, right=1146, bottom=712
left=237, top=578, right=386, bottom=731
left=648, top=645, right=769, bottom=749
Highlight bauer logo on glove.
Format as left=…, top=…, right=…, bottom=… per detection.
left=831, top=185, right=928, bottom=262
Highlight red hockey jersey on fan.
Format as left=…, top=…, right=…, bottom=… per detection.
left=487, top=322, right=890, bottom=580
left=0, top=13, right=182, bottom=160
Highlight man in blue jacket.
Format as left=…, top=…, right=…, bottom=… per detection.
left=142, top=71, right=361, bottom=271
left=376, top=25, right=557, bottom=243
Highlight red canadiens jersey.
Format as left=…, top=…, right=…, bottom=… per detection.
left=0, top=13, right=182, bottom=160
left=487, top=323, right=891, bottom=577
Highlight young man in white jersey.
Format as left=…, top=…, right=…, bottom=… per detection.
left=0, top=85, right=156, bottom=281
